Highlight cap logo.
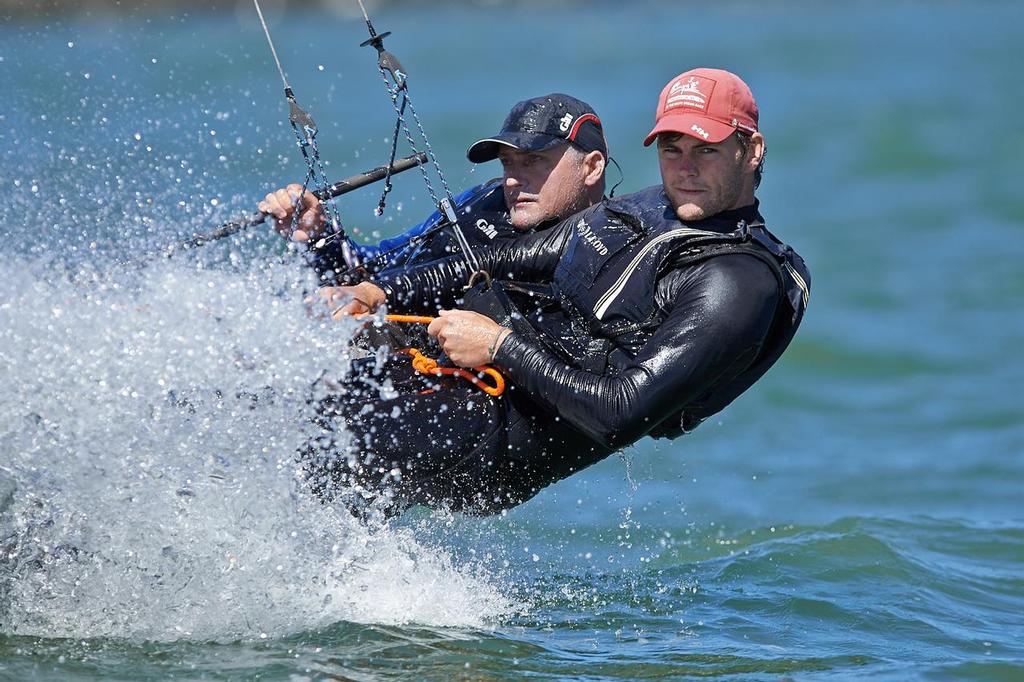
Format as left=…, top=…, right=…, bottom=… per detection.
left=665, top=76, right=714, bottom=113
left=558, top=113, right=574, bottom=133
left=690, top=124, right=710, bottom=140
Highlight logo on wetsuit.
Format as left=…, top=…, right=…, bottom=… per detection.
left=475, top=218, right=498, bottom=239
left=576, top=218, right=609, bottom=255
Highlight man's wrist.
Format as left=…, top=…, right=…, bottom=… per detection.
left=375, top=280, right=395, bottom=303
left=488, top=327, right=512, bottom=363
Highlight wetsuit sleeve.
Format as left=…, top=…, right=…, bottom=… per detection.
left=493, top=254, right=781, bottom=448
left=300, top=237, right=342, bottom=284
left=375, top=217, right=574, bottom=313
left=304, top=215, right=444, bottom=283
left=359, top=209, right=442, bottom=261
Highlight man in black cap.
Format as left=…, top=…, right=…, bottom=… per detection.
left=259, top=93, right=609, bottom=280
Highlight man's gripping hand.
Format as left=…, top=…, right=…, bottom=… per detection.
left=318, top=281, right=387, bottom=320
left=258, top=183, right=326, bottom=242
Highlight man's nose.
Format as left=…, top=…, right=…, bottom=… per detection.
left=505, top=172, right=523, bottom=188
left=678, top=153, right=699, bottom=175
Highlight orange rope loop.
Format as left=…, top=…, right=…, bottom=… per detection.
left=402, top=348, right=505, bottom=397
left=351, top=313, right=506, bottom=397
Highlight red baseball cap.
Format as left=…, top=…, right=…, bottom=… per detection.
left=643, top=68, right=758, bottom=146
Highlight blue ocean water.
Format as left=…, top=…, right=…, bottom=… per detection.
left=1, top=1, right=1022, bottom=679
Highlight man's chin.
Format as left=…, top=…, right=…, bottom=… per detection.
left=510, top=204, right=542, bottom=229
left=675, top=203, right=708, bottom=222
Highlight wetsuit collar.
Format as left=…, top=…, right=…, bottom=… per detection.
left=605, top=186, right=764, bottom=238
left=680, top=197, right=763, bottom=235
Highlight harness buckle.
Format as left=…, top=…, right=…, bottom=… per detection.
left=438, top=198, right=459, bottom=225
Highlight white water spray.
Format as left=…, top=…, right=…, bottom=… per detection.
left=0, top=252, right=516, bottom=641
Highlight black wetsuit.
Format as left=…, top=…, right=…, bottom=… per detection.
left=306, top=186, right=810, bottom=514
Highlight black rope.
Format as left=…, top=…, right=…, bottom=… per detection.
left=607, top=156, right=625, bottom=199
left=375, top=96, right=407, bottom=217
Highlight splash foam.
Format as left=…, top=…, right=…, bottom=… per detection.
left=0, top=253, right=516, bottom=641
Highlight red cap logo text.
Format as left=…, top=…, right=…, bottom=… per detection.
left=665, top=76, right=716, bottom=114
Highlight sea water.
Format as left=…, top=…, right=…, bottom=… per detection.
left=1, top=1, right=1023, bottom=679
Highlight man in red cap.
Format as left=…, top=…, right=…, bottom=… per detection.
left=643, top=67, right=764, bottom=221
left=310, top=69, right=810, bottom=516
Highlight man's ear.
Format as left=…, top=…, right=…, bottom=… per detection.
left=583, top=150, right=607, bottom=187
left=747, top=132, right=766, bottom=170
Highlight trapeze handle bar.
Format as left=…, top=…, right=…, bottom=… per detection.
left=312, top=151, right=426, bottom=202
left=177, top=152, right=428, bottom=250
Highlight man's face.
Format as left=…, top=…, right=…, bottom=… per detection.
left=498, top=144, right=590, bottom=229
left=657, top=132, right=754, bottom=222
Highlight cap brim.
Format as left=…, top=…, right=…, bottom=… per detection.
left=466, top=131, right=565, bottom=163
left=642, top=114, right=737, bottom=146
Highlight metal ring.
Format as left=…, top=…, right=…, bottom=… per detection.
left=467, top=269, right=491, bottom=289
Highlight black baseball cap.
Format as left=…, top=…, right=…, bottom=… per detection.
left=466, top=93, right=608, bottom=163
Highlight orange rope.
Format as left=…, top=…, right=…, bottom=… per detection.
left=352, top=313, right=435, bottom=324
left=402, top=348, right=506, bottom=397
left=383, top=314, right=436, bottom=325
left=352, top=313, right=506, bottom=397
